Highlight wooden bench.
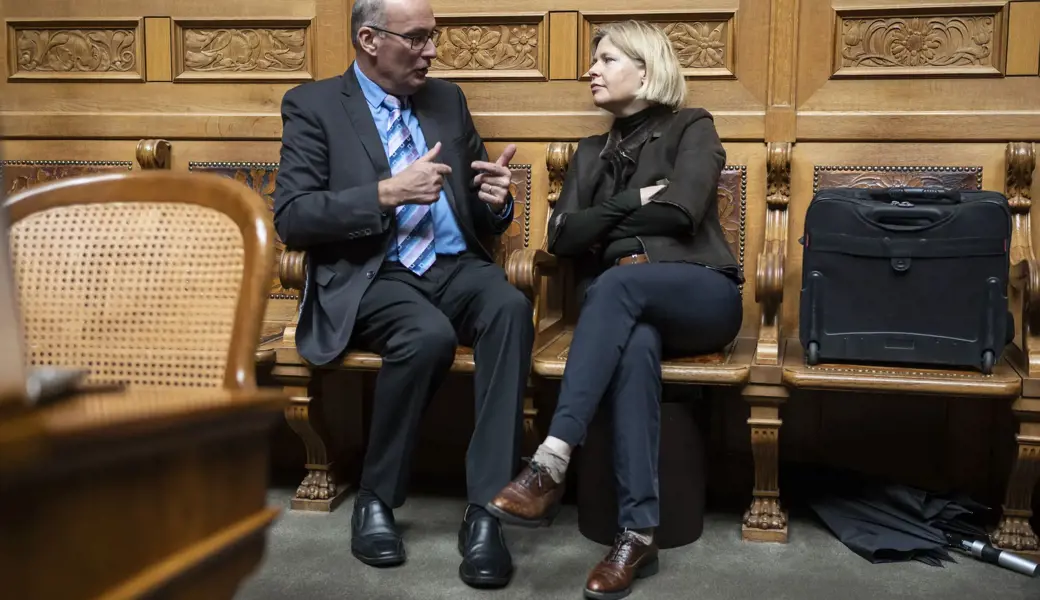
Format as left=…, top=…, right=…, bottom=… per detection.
left=524, top=142, right=772, bottom=540
left=745, top=141, right=1040, bottom=554
left=239, top=158, right=555, bottom=512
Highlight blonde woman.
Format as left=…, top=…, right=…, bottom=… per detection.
left=486, top=21, right=742, bottom=599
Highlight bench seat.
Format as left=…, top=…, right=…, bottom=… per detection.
left=781, top=339, right=1022, bottom=398
left=534, top=331, right=756, bottom=385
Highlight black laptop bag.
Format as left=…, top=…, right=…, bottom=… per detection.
left=798, top=187, right=1013, bottom=374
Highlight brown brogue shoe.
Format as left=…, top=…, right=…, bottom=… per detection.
left=485, top=461, right=564, bottom=528
left=583, top=532, right=659, bottom=600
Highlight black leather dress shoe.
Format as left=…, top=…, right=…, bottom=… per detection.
left=458, top=506, right=513, bottom=588
left=351, top=493, right=405, bottom=567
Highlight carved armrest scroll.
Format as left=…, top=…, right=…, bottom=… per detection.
left=279, top=249, right=308, bottom=291
left=136, top=139, right=171, bottom=170
left=506, top=248, right=557, bottom=296
left=1006, top=142, right=1040, bottom=377
left=754, top=142, right=792, bottom=366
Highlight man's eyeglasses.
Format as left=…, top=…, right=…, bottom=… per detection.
left=368, top=26, right=438, bottom=51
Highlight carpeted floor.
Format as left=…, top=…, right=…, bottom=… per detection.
left=237, top=488, right=1038, bottom=600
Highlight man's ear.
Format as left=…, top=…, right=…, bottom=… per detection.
left=356, top=28, right=379, bottom=56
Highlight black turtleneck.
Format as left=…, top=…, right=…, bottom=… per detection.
left=548, top=105, right=694, bottom=265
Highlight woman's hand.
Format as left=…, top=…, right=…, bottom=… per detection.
left=639, top=184, right=666, bottom=205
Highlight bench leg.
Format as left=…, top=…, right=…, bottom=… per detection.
left=742, top=384, right=788, bottom=543
left=283, top=379, right=350, bottom=512
left=992, top=410, right=1040, bottom=554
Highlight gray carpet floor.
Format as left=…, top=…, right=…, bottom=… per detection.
left=237, top=488, right=1038, bottom=600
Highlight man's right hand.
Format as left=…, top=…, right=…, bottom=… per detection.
left=378, top=142, right=452, bottom=210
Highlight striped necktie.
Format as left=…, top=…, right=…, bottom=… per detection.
left=384, top=94, right=435, bottom=276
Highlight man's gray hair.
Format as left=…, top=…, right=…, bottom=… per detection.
left=351, top=0, right=386, bottom=46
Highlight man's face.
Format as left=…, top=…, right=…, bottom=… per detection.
left=366, top=0, right=438, bottom=95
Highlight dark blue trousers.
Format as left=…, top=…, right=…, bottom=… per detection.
left=547, top=262, right=742, bottom=529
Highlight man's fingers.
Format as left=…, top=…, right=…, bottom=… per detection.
left=431, top=163, right=452, bottom=175
left=470, top=160, right=508, bottom=175
left=416, top=142, right=441, bottom=162
left=495, top=144, right=517, bottom=167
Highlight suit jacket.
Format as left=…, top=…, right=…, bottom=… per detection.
left=547, top=107, right=742, bottom=286
left=273, top=65, right=514, bottom=366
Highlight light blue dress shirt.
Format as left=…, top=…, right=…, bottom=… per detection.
left=354, top=63, right=477, bottom=260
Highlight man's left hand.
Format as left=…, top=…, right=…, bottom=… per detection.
left=471, top=144, right=517, bottom=210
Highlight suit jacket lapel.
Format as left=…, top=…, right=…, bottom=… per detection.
left=340, top=68, right=391, bottom=177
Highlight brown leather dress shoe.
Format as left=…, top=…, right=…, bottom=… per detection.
left=485, top=461, right=564, bottom=527
left=584, top=532, right=659, bottom=600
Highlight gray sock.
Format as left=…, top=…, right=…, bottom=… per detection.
left=622, top=528, right=654, bottom=545
left=531, top=444, right=569, bottom=484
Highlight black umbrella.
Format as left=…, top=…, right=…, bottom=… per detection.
left=804, top=468, right=1037, bottom=576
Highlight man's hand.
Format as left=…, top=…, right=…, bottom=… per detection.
left=378, top=142, right=453, bottom=210
left=471, top=144, right=516, bottom=211
left=639, top=184, right=666, bottom=205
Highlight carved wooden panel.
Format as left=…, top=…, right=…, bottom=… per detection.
left=718, top=165, right=747, bottom=271
left=187, top=162, right=294, bottom=300
left=430, top=15, right=547, bottom=80
left=833, top=7, right=1006, bottom=77
left=812, top=165, right=983, bottom=193
left=489, top=165, right=532, bottom=266
left=1, top=161, right=133, bottom=196
left=6, top=19, right=144, bottom=81
left=581, top=12, right=736, bottom=78
left=172, top=19, right=313, bottom=82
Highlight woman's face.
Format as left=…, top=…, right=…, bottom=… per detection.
left=587, top=36, right=647, bottom=115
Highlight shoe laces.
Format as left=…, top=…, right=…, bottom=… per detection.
left=518, top=458, right=550, bottom=490
left=605, top=531, right=645, bottom=565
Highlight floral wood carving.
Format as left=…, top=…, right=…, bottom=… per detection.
left=585, top=15, right=734, bottom=77
left=813, top=165, right=982, bottom=194
left=187, top=162, right=294, bottom=300
left=432, top=23, right=540, bottom=72
left=593, top=21, right=727, bottom=69
left=835, top=11, right=1003, bottom=76
left=10, top=21, right=142, bottom=80
left=1, top=161, right=132, bottom=196
left=173, top=20, right=312, bottom=81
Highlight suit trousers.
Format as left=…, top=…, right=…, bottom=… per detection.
left=547, top=262, right=742, bottom=529
left=353, top=252, right=534, bottom=508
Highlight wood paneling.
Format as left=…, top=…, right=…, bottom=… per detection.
left=145, top=17, right=174, bottom=81
left=2, top=0, right=1039, bottom=528
left=1007, top=1, right=1040, bottom=76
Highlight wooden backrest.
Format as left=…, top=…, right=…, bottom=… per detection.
left=187, top=161, right=537, bottom=297
left=3, top=171, right=274, bottom=390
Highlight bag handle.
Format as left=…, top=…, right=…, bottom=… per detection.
left=868, top=187, right=961, bottom=203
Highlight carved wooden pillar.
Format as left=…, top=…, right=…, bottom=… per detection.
left=755, top=142, right=791, bottom=366
left=136, top=139, right=171, bottom=170
left=994, top=142, right=1040, bottom=553
left=742, top=384, right=789, bottom=542
left=278, top=369, right=349, bottom=512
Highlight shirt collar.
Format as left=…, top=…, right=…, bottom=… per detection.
left=353, top=62, right=398, bottom=110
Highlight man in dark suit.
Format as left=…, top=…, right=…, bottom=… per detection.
left=272, top=0, right=533, bottom=587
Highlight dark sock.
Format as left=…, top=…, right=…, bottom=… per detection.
left=466, top=504, right=492, bottom=522
left=357, top=487, right=378, bottom=503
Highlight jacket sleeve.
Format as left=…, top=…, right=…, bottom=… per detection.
left=546, top=147, right=642, bottom=256
left=641, top=114, right=726, bottom=234
left=604, top=202, right=692, bottom=240
left=457, top=86, right=514, bottom=236
left=272, top=89, right=391, bottom=249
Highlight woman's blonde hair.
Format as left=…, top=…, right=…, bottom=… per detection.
left=591, top=21, right=686, bottom=110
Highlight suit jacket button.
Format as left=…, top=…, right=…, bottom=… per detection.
left=366, top=270, right=374, bottom=279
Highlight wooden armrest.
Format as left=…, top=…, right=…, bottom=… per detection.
left=278, top=249, right=307, bottom=291
left=506, top=248, right=557, bottom=298
left=753, top=143, right=792, bottom=368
